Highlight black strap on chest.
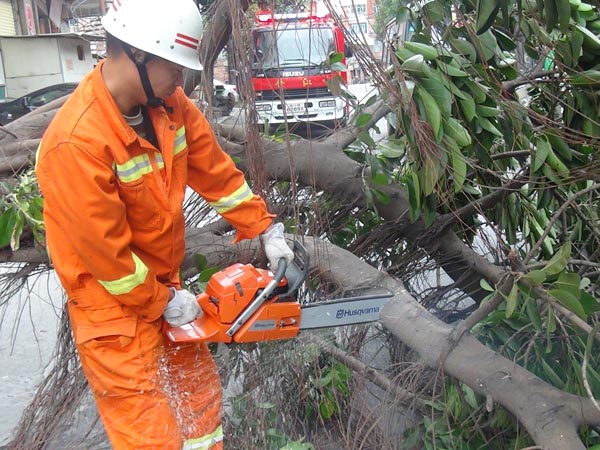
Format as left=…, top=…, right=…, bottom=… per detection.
left=141, top=106, right=159, bottom=149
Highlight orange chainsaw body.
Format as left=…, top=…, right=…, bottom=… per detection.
left=163, top=262, right=302, bottom=344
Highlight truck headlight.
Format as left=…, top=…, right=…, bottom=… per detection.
left=318, top=100, right=336, bottom=107
left=256, top=104, right=272, bottom=111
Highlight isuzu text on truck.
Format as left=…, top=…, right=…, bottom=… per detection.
left=250, top=8, right=349, bottom=131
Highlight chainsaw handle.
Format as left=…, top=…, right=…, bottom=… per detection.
left=274, top=257, right=288, bottom=283
left=279, top=241, right=309, bottom=300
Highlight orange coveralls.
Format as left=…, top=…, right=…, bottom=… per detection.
left=35, top=60, right=274, bottom=449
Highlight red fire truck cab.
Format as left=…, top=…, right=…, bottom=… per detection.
left=250, top=8, right=349, bottom=131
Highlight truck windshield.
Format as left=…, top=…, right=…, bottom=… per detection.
left=252, top=26, right=335, bottom=69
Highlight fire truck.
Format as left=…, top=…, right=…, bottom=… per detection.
left=250, top=7, right=349, bottom=131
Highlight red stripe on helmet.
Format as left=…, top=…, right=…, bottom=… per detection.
left=176, top=33, right=199, bottom=44
left=175, top=39, right=198, bottom=50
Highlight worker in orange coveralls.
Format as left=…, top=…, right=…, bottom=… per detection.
left=35, top=0, right=293, bottom=448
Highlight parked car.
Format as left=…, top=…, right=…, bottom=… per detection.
left=212, top=80, right=239, bottom=116
left=189, top=79, right=239, bottom=116
left=0, top=83, right=78, bottom=125
left=213, top=79, right=239, bottom=104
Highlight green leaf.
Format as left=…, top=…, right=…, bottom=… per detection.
left=575, top=24, right=600, bottom=50
left=415, top=86, right=442, bottom=138
left=355, top=113, right=372, bottom=127
left=445, top=117, right=472, bottom=147
left=422, top=0, right=445, bottom=22
left=0, top=208, right=17, bottom=249
left=319, top=396, right=337, bottom=419
left=547, top=307, right=557, bottom=334
left=331, top=62, right=346, bottom=72
left=371, top=173, right=388, bottom=185
left=419, top=74, right=453, bottom=117
left=437, top=61, right=469, bottom=77
left=570, top=28, right=584, bottom=66
left=568, top=69, right=600, bottom=85
left=533, top=136, right=551, bottom=172
left=193, top=253, right=208, bottom=272
left=401, top=54, right=430, bottom=76
left=580, top=291, right=600, bottom=315
left=479, top=117, right=503, bottom=136
left=459, top=95, right=477, bottom=121
left=475, top=104, right=501, bottom=117
left=556, top=0, right=571, bottom=33
left=549, top=288, right=587, bottom=319
left=421, top=157, right=442, bottom=196
left=357, top=131, right=376, bottom=148
left=542, top=242, right=571, bottom=277
left=525, top=298, right=543, bottom=331
left=480, top=278, right=494, bottom=291
left=379, top=138, right=405, bottom=158
left=554, top=271, right=581, bottom=294
left=408, top=170, right=421, bottom=211
left=404, top=41, right=439, bottom=60
left=461, top=385, right=479, bottom=409
left=524, top=269, right=547, bottom=285
left=539, top=356, right=565, bottom=388
left=10, top=212, right=24, bottom=251
left=545, top=0, right=559, bottom=31
left=199, top=266, right=220, bottom=283
left=449, top=143, right=467, bottom=192
left=505, top=281, right=519, bottom=318
left=476, top=0, right=501, bottom=34
left=476, top=30, right=500, bottom=61
left=280, top=439, right=315, bottom=450
left=449, top=38, right=478, bottom=62
left=328, top=52, right=344, bottom=64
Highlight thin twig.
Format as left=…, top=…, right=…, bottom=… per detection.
left=524, top=183, right=600, bottom=264
left=583, top=323, right=600, bottom=414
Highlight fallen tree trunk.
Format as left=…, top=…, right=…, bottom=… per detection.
left=300, top=237, right=600, bottom=450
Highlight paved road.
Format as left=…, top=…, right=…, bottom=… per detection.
left=0, top=274, right=62, bottom=445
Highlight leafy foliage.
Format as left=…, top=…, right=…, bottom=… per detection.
left=0, top=169, right=44, bottom=251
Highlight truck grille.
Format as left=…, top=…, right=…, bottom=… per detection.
left=257, top=87, right=331, bottom=101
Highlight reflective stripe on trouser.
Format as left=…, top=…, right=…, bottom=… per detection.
left=183, top=425, right=223, bottom=449
left=75, top=317, right=223, bottom=450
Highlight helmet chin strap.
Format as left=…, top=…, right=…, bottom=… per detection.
left=122, top=46, right=166, bottom=109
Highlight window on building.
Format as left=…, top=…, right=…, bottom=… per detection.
left=350, top=22, right=368, bottom=34
left=344, top=3, right=367, bottom=16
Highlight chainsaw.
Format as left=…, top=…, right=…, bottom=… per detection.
left=163, top=242, right=393, bottom=344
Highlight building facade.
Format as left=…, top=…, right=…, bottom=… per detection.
left=332, top=0, right=382, bottom=83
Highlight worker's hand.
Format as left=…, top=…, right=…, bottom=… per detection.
left=163, top=288, right=202, bottom=327
left=260, top=222, right=294, bottom=270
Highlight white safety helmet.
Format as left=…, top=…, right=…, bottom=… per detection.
left=102, top=0, right=203, bottom=70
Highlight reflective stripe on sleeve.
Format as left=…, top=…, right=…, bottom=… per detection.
left=174, top=126, right=187, bottom=156
left=97, top=252, right=148, bottom=295
left=208, top=181, right=254, bottom=214
left=182, top=425, right=223, bottom=450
